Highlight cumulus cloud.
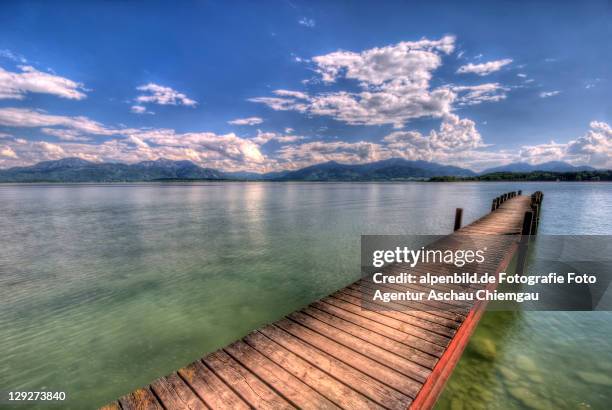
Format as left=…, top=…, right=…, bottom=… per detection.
left=457, top=58, right=512, bottom=76
left=0, top=65, right=87, bottom=100
left=384, top=114, right=485, bottom=156
left=275, top=114, right=485, bottom=169
left=135, top=83, right=197, bottom=107
left=251, top=36, right=458, bottom=128
left=1, top=103, right=609, bottom=172
left=1, top=146, right=18, bottom=158
left=276, top=140, right=382, bottom=168
left=228, top=116, right=264, bottom=125
left=0, top=107, right=277, bottom=171
left=539, top=90, right=560, bottom=98
left=519, top=121, right=611, bottom=168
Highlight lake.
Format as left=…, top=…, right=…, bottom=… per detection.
left=1, top=182, right=611, bottom=409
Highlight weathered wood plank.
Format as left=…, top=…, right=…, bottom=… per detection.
left=302, top=305, right=438, bottom=369
left=276, top=317, right=425, bottom=397
left=118, top=388, right=163, bottom=410
left=244, top=331, right=382, bottom=410
left=204, top=350, right=294, bottom=410
left=259, top=324, right=413, bottom=410
left=320, top=296, right=452, bottom=349
left=286, top=312, right=431, bottom=382
left=150, top=373, right=207, bottom=410
left=224, top=340, right=339, bottom=409
left=178, top=360, right=249, bottom=410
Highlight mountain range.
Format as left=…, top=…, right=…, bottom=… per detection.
left=0, top=157, right=603, bottom=182
left=480, top=161, right=595, bottom=174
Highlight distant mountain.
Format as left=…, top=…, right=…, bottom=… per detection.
left=0, top=158, right=225, bottom=182
left=271, top=158, right=476, bottom=181
left=481, top=161, right=596, bottom=174
left=12, top=157, right=601, bottom=183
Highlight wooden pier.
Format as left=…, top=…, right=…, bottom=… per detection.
left=102, top=192, right=541, bottom=410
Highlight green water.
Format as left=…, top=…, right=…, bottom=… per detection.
left=436, top=183, right=612, bottom=410
left=0, top=182, right=610, bottom=409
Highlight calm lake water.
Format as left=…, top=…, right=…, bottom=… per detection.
left=1, top=182, right=611, bottom=409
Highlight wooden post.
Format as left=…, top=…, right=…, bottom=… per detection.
left=516, top=211, right=533, bottom=275
left=491, top=199, right=497, bottom=212
left=454, top=208, right=463, bottom=231
left=521, top=211, right=533, bottom=236
left=530, top=203, right=539, bottom=235
left=518, top=190, right=522, bottom=195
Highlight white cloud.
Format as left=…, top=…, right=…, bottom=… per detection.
left=539, top=90, right=560, bottom=98
left=131, top=105, right=154, bottom=115
left=457, top=58, right=513, bottom=76
left=251, top=130, right=305, bottom=145
left=0, top=65, right=87, bottom=100
left=384, top=113, right=485, bottom=154
left=1, top=146, right=17, bottom=158
left=0, top=129, right=270, bottom=171
left=0, top=107, right=278, bottom=170
left=41, top=128, right=92, bottom=141
left=298, top=17, right=315, bottom=28
left=0, top=108, right=119, bottom=135
left=519, top=121, right=611, bottom=168
left=517, top=73, right=527, bottom=78
left=135, top=83, right=197, bottom=107
left=228, top=116, right=263, bottom=126
left=452, top=83, right=510, bottom=105
left=276, top=140, right=382, bottom=168
left=276, top=114, right=485, bottom=169
left=1, top=104, right=608, bottom=172
left=252, top=36, right=458, bottom=128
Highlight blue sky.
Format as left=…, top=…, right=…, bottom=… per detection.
left=0, top=0, right=610, bottom=171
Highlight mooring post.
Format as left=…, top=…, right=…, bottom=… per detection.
left=516, top=211, right=533, bottom=275
left=491, top=199, right=497, bottom=212
left=530, top=203, right=539, bottom=235
left=518, top=190, right=522, bottom=195
left=454, top=208, right=463, bottom=231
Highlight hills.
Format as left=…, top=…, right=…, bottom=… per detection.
left=272, top=158, right=476, bottom=181
left=0, top=157, right=606, bottom=182
left=0, top=157, right=475, bottom=182
left=0, top=158, right=224, bottom=182
left=481, top=161, right=595, bottom=174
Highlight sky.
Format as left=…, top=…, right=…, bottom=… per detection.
left=0, top=0, right=610, bottom=172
